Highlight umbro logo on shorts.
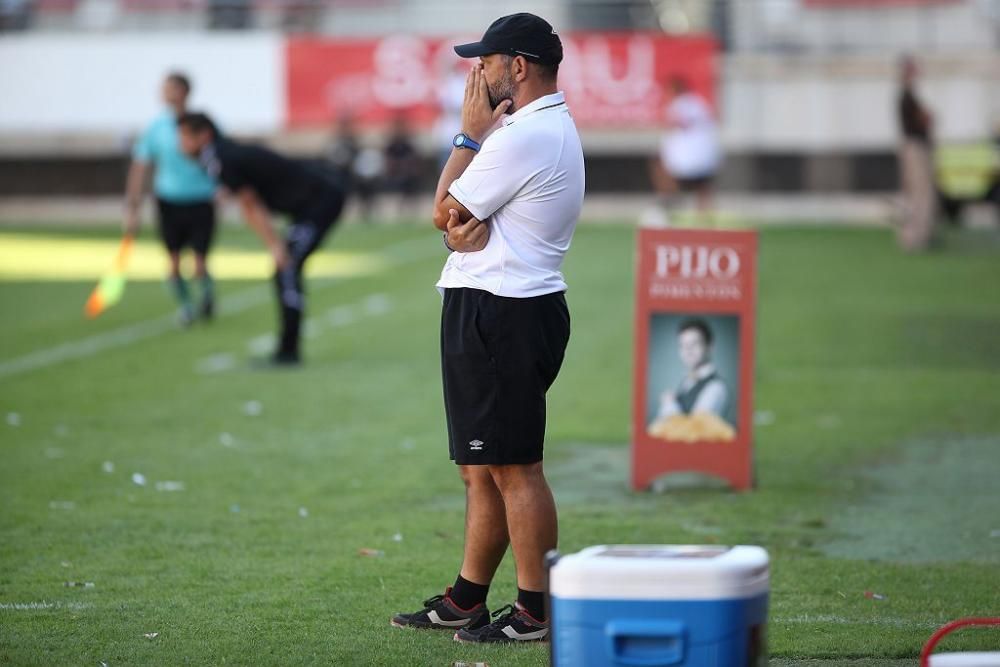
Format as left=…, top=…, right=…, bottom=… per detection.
left=469, top=439, right=484, bottom=451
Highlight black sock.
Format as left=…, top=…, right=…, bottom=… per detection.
left=450, top=574, right=489, bottom=610
left=517, top=588, right=547, bottom=622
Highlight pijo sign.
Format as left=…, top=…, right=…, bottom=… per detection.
left=632, top=229, right=758, bottom=491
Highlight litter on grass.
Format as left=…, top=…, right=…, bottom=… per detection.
left=298, top=507, right=309, bottom=518
left=358, top=548, right=385, bottom=558
left=64, top=581, right=95, bottom=588
left=6, top=412, right=21, bottom=427
left=400, top=438, right=416, bottom=451
left=392, top=532, right=403, bottom=542
left=155, top=481, right=185, bottom=492
left=864, top=590, right=888, bottom=601
left=101, top=461, right=115, bottom=473
left=131, top=473, right=147, bottom=486
left=363, top=293, right=392, bottom=316
left=49, top=500, right=75, bottom=511
left=989, top=530, right=1000, bottom=538
left=54, top=424, right=69, bottom=437
left=817, top=414, right=842, bottom=429
left=219, top=432, right=236, bottom=448
left=195, top=352, right=237, bottom=375
left=143, top=632, right=159, bottom=639
left=60, top=561, right=71, bottom=568
left=246, top=334, right=275, bottom=355
left=753, top=410, right=776, bottom=426
left=243, top=400, right=263, bottom=417
left=229, top=504, right=241, bottom=513
left=452, top=663, right=489, bottom=667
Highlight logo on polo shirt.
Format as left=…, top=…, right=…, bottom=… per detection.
left=469, top=439, right=484, bottom=451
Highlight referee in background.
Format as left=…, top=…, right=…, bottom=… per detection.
left=177, top=112, right=345, bottom=365
left=124, top=72, right=217, bottom=326
left=392, top=13, right=585, bottom=644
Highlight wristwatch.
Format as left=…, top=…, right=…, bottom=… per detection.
left=453, top=133, right=481, bottom=152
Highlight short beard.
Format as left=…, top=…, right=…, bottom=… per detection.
left=487, top=61, right=517, bottom=112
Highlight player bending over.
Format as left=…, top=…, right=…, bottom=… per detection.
left=177, top=112, right=346, bottom=365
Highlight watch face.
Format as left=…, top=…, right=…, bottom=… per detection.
left=453, top=134, right=465, bottom=147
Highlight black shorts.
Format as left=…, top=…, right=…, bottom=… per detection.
left=441, top=288, right=570, bottom=466
left=675, top=174, right=714, bottom=191
left=156, top=199, right=216, bottom=254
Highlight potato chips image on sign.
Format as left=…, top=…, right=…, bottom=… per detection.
left=647, top=412, right=736, bottom=443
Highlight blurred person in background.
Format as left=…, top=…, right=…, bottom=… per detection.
left=124, top=72, right=218, bottom=327
left=649, top=76, right=720, bottom=224
left=352, top=146, right=384, bottom=224
left=177, top=112, right=345, bottom=366
left=897, top=55, right=938, bottom=251
left=382, top=114, right=422, bottom=220
left=434, top=59, right=470, bottom=169
left=0, top=0, right=32, bottom=31
left=326, top=113, right=360, bottom=192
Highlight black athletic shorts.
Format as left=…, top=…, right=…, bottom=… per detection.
left=675, top=173, right=715, bottom=191
left=156, top=199, right=216, bottom=254
left=441, top=288, right=570, bottom=466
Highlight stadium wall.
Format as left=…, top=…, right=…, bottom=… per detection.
left=0, top=34, right=996, bottom=194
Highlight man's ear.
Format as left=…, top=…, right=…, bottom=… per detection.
left=513, top=55, right=529, bottom=82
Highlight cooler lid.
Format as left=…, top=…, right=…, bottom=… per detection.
left=930, top=654, right=1000, bottom=667
left=550, top=545, right=769, bottom=600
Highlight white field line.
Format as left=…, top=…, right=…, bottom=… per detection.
left=772, top=614, right=942, bottom=630
left=0, top=601, right=92, bottom=611
left=0, top=237, right=440, bottom=381
left=220, top=292, right=391, bottom=368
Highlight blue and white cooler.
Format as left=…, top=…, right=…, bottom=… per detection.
left=549, top=545, right=770, bottom=667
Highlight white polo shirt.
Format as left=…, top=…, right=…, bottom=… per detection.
left=436, top=91, right=585, bottom=298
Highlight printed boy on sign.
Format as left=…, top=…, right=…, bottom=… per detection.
left=648, top=317, right=735, bottom=443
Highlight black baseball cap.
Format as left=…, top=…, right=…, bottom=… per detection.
left=454, top=13, right=563, bottom=66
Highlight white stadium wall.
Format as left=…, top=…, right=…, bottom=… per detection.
left=0, top=33, right=284, bottom=138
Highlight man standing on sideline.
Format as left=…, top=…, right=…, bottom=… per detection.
left=176, top=112, right=345, bottom=365
left=897, top=55, right=937, bottom=251
left=391, top=13, right=584, bottom=644
left=650, top=76, right=720, bottom=224
left=124, top=72, right=217, bottom=326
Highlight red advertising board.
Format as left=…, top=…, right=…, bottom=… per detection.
left=632, top=229, right=758, bottom=491
left=286, top=32, right=715, bottom=129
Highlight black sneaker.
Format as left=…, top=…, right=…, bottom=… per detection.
left=454, top=602, right=549, bottom=643
left=391, top=588, right=489, bottom=632
left=270, top=349, right=301, bottom=366
left=199, top=297, right=214, bottom=322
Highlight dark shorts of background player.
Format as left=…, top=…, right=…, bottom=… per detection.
left=156, top=199, right=216, bottom=254
left=441, top=288, right=570, bottom=466
left=675, top=173, right=715, bottom=191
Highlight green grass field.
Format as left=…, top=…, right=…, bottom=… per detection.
left=1, top=220, right=999, bottom=666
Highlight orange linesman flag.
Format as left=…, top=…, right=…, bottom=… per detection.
left=84, top=235, right=134, bottom=319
